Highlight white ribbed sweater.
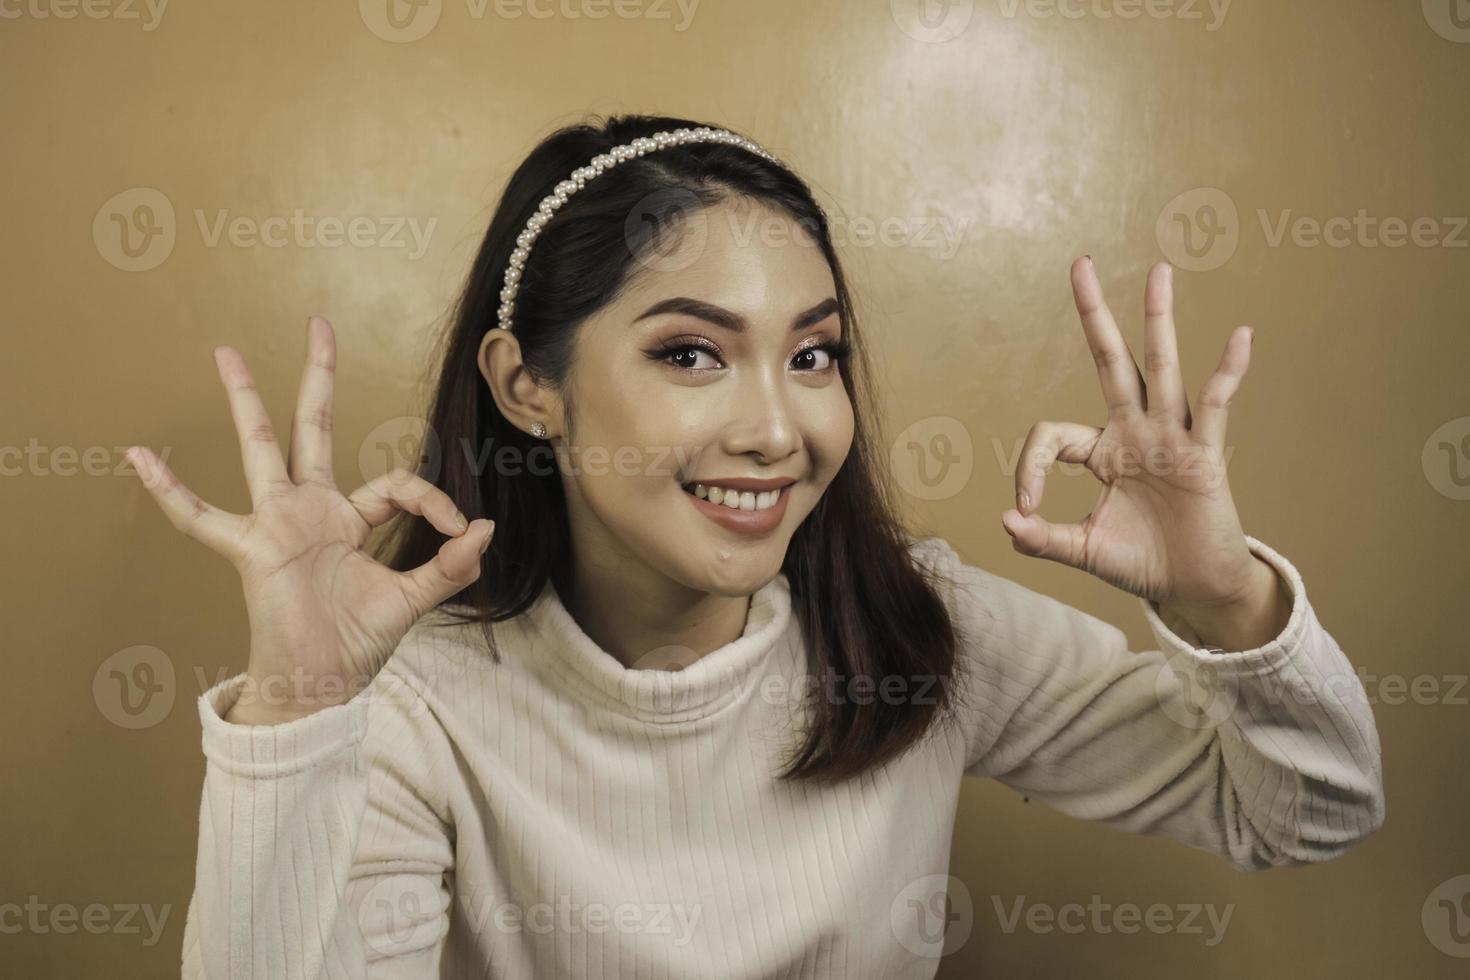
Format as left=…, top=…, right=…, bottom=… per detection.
left=180, top=534, right=1384, bottom=979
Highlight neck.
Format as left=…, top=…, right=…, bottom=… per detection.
left=558, top=552, right=752, bottom=672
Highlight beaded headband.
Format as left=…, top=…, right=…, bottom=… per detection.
left=496, top=126, right=779, bottom=332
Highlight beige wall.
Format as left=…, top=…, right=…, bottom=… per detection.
left=3, top=0, right=1467, bottom=975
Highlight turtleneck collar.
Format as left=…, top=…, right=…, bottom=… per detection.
left=517, top=568, right=795, bottom=726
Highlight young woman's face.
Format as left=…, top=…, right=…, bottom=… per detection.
left=558, top=197, right=855, bottom=597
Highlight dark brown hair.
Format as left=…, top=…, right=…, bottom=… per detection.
left=382, top=112, right=967, bottom=783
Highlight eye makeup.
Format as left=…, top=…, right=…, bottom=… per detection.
left=644, top=333, right=851, bottom=375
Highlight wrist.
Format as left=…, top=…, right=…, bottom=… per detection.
left=1161, top=557, right=1291, bottom=653
left=222, top=696, right=327, bottom=727
left=225, top=672, right=350, bottom=726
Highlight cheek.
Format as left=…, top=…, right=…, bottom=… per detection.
left=811, top=390, right=856, bottom=476
left=568, top=388, right=692, bottom=500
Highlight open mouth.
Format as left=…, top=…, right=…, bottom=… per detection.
left=680, top=483, right=788, bottom=512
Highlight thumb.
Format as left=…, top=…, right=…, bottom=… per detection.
left=398, top=518, right=495, bottom=617
left=1001, top=508, right=1085, bottom=567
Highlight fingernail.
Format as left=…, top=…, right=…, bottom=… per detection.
left=1083, top=254, right=1092, bottom=265
left=479, top=522, right=495, bottom=554
left=1017, top=488, right=1031, bottom=513
left=453, top=511, right=468, bottom=532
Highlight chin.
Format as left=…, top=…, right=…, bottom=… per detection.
left=675, top=540, right=790, bottom=598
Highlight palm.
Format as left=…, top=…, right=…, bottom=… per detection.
left=128, top=316, right=495, bottom=718
left=1002, top=259, right=1260, bottom=609
left=239, top=484, right=417, bottom=687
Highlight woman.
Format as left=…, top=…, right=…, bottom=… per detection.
left=130, top=114, right=1384, bottom=978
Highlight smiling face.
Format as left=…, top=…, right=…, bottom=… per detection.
left=553, top=196, right=856, bottom=598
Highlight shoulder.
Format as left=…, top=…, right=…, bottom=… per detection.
left=352, top=606, right=501, bottom=811
left=899, top=530, right=1113, bottom=651
left=900, top=531, right=1001, bottom=637
left=901, top=530, right=995, bottom=613
left=376, top=602, right=497, bottom=702
left=903, top=531, right=964, bottom=576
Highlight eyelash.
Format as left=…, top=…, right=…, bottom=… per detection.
left=647, top=335, right=852, bottom=375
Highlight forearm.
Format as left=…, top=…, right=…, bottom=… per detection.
left=186, top=674, right=373, bottom=979
left=1144, top=536, right=1385, bottom=867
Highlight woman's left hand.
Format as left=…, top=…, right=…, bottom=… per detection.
left=1002, top=257, right=1284, bottom=644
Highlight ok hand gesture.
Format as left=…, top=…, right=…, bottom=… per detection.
left=128, top=316, right=495, bottom=724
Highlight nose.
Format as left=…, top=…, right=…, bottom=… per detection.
left=719, top=369, right=803, bottom=465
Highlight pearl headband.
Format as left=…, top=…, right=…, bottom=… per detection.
left=496, top=126, right=779, bottom=332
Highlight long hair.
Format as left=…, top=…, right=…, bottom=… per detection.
left=381, top=112, right=967, bottom=783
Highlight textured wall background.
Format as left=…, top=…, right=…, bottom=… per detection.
left=2, top=0, right=1467, bottom=975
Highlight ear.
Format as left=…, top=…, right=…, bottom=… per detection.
left=477, top=329, right=563, bottom=439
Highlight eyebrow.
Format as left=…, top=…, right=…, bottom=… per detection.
left=632, top=296, right=840, bottom=334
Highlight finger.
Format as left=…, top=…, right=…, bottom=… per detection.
left=1143, top=261, right=1191, bottom=427
left=1071, top=256, right=1146, bottom=418
left=213, top=345, right=292, bottom=503
left=1015, top=420, right=1103, bottom=517
left=287, top=315, right=337, bottom=486
left=126, top=445, right=245, bottom=557
left=1000, top=507, right=1087, bottom=568
left=396, top=518, right=495, bottom=618
left=347, top=470, right=468, bottom=536
left=1194, top=325, right=1253, bottom=450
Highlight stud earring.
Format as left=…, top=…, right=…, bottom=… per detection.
left=530, top=421, right=547, bottom=438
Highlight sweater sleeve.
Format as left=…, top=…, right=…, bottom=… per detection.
left=915, top=533, right=1385, bottom=872
left=179, top=657, right=456, bottom=979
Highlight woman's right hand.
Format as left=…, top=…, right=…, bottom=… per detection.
left=127, top=315, right=495, bottom=725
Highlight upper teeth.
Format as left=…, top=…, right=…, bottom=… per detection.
left=684, top=484, right=785, bottom=511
